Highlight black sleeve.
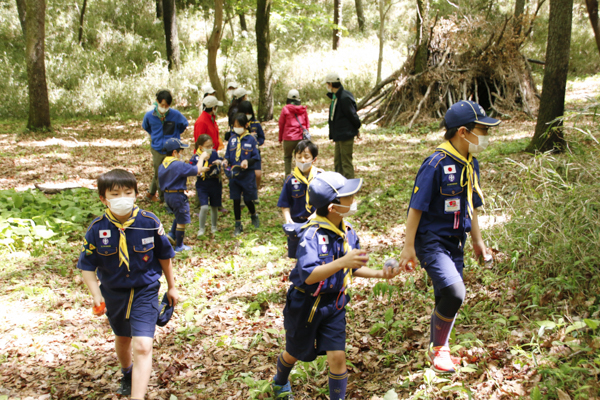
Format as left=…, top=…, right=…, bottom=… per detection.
left=341, top=95, right=362, bottom=130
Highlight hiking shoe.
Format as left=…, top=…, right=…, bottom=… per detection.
left=167, top=232, right=176, bottom=245
left=146, top=193, right=160, bottom=203
left=271, top=380, right=294, bottom=399
left=174, top=244, right=192, bottom=252
left=251, top=214, right=260, bottom=228
left=427, top=345, right=456, bottom=373
left=233, top=221, right=243, bottom=237
left=211, top=225, right=218, bottom=234
left=197, top=227, right=206, bottom=237
left=116, top=373, right=132, bottom=396
left=218, top=207, right=229, bottom=214
left=254, top=199, right=260, bottom=205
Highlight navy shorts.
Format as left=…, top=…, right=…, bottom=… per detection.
left=100, top=280, right=161, bottom=338
left=415, top=231, right=466, bottom=297
left=165, top=192, right=191, bottom=224
left=195, top=180, right=222, bottom=207
left=283, top=286, right=348, bottom=362
left=229, top=170, right=257, bottom=202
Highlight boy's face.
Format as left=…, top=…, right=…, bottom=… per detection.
left=331, top=195, right=354, bottom=215
left=158, top=99, right=170, bottom=111
left=295, top=147, right=315, bottom=164
left=100, top=185, right=136, bottom=207
left=462, top=124, right=489, bottom=145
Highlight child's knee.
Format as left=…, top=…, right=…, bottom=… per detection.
left=326, top=350, right=346, bottom=370
left=132, top=337, right=153, bottom=356
left=200, top=205, right=209, bottom=211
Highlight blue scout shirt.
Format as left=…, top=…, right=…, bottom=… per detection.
left=77, top=209, right=175, bottom=289
left=190, top=150, right=222, bottom=185
left=224, top=132, right=260, bottom=168
left=248, top=119, right=265, bottom=146
left=142, top=108, right=189, bottom=154
left=277, top=168, right=323, bottom=222
left=409, top=151, right=482, bottom=237
left=290, top=222, right=361, bottom=294
left=158, top=158, right=198, bottom=191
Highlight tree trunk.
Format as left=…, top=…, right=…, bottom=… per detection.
left=162, top=0, right=181, bottom=71
left=333, top=0, right=343, bottom=50
left=355, top=0, right=365, bottom=32
left=239, top=12, right=247, bottom=31
left=16, top=0, right=27, bottom=37
left=376, top=0, right=385, bottom=84
left=414, top=0, right=429, bottom=73
left=78, top=0, right=87, bottom=46
left=256, top=0, right=274, bottom=121
left=156, top=0, right=163, bottom=19
left=207, top=0, right=225, bottom=101
left=25, top=0, right=51, bottom=131
left=586, top=0, right=600, bottom=57
left=527, top=0, right=573, bottom=153
left=514, top=0, right=526, bottom=35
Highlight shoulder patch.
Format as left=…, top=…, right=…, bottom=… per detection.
left=140, top=210, right=161, bottom=226
left=428, top=152, right=447, bottom=168
left=86, top=215, right=104, bottom=233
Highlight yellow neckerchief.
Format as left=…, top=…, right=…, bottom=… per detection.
left=200, top=156, right=209, bottom=180
left=235, top=131, right=250, bottom=161
left=105, top=206, right=140, bottom=271
left=302, top=215, right=352, bottom=293
left=292, top=166, right=321, bottom=213
left=435, top=141, right=484, bottom=218
left=162, top=156, right=177, bottom=169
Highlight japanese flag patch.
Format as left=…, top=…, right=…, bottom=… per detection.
left=291, top=178, right=300, bottom=185
left=317, top=234, right=329, bottom=245
left=443, top=165, right=457, bottom=174
left=99, top=230, right=111, bottom=238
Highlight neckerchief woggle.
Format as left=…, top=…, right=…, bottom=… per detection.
left=435, top=141, right=484, bottom=218
left=200, top=157, right=209, bottom=180
left=302, top=215, right=353, bottom=297
left=292, top=166, right=321, bottom=213
left=235, top=131, right=250, bottom=161
left=153, top=102, right=169, bottom=123
left=105, top=206, right=140, bottom=271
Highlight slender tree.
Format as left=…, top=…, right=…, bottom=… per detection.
left=514, top=0, right=527, bottom=35
left=156, top=0, right=163, bottom=19
left=414, top=0, right=429, bottom=73
left=239, top=13, right=247, bottom=32
left=256, top=0, right=274, bottom=120
left=527, top=0, right=573, bottom=153
left=162, top=0, right=181, bottom=70
left=333, top=0, right=343, bottom=50
left=355, top=0, right=365, bottom=32
left=586, top=0, right=600, bottom=57
left=16, top=0, right=27, bottom=37
left=25, top=0, right=51, bottom=130
left=78, top=0, right=88, bottom=46
left=207, top=0, right=225, bottom=100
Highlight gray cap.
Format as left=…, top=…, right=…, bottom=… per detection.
left=202, top=95, right=223, bottom=108
left=233, top=87, right=250, bottom=99
left=201, top=84, right=216, bottom=95
left=322, top=72, right=341, bottom=84
left=287, top=89, right=301, bottom=100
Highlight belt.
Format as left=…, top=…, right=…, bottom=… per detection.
left=164, top=189, right=185, bottom=193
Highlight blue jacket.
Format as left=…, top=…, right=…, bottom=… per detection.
left=142, top=108, right=189, bottom=153
left=158, top=158, right=199, bottom=191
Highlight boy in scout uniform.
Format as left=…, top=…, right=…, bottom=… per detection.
left=391, top=100, right=499, bottom=373
left=271, top=172, right=399, bottom=399
left=78, top=169, right=178, bottom=398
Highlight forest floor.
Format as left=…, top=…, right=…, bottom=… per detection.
left=0, top=78, right=599, bottom=400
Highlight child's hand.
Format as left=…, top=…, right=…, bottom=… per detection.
left=341, top=249, right=369, bottom=270
left=213, top=160, right=222, bottom=165
left=200, top=166, right=211, bottom=173
left=399, top=246, right=418, bottom=272
left=241, top=160, right=248, bottom=169
left=222, top=160, right=229, bottom=167
left=472, top=239, right=488, bottom=263
left=167, top=287, right=179, bottom=307
left=92, top=295, right=105, bottom=315
left=285, top=217, right=294, bottom=225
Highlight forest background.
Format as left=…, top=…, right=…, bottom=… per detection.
left=0, top=0, right=600, bottom=399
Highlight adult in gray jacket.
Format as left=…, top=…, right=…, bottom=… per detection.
left=324, top=72, right=361, bottom=179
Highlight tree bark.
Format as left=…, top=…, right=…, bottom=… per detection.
left=162, top=0, right=181, bottom=71
left=377, top=0, right=385, bottom=84
left=514, top=0, right=526, bottom=35
left=239, top=13, right=247, bottom=31
left=207, top=0, right=225, bottom=100
left=16, top=0, right=27, bottom=37
left=586, top=0, right=600, bottom=57
left=25, top=0, right=51, bottom=131
left=414, top=0, right=429, bottom=73
left=78, top=0, right=87, bottom=46
left=527, top=0, right=573, bottom=153
left=355, top=0, right=365, bottom=32
left=156, top=0, right=163, bottom=19
left=256, top=0, right=274, bottom=121
left=333, top=0, right=343, bottom=50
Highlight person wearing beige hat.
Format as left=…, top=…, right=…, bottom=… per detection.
left=194, top=95, right=223, bottom=152
left=227, top=87, right=251, bottom=136
left=324, top=72, right=361, bottom=179
left=227, top=81, right=238, bottom=100
left=278, top=89, right=310, bottom=176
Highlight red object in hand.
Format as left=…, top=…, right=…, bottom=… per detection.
left=93, top=302, right=106, bottom=315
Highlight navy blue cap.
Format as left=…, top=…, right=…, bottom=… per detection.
left=444, top=100, right=500, bottom=129
left=224, top=165, right=242, bottom=179
left=163, top=138, right=189, bottom=152
left=308, top=171, right=363, bottom=209
left=156, top=293, right=174, bottom=327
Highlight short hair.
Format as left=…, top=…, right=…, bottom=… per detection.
left=316, top=198, right=340, bottom=217
left=238, top=101, right=255, bottom=120
left=233, top=112, right=248, bottom=128
left=97, top=169, right=138, bottom=198
left=294, top=140, right=318, bottom=159
left=331, top=82, right=341, bottom=89
left=286, top=98, right=301, bottom=105
left=204, top=107, right=213, bottom=113
left=440, top=119, right=476, bottom=140
left=156, top=90, right=173, bottom=105
left=165, top=149, right=178, bottom=157
left=195, top=134, right=213, bottom=151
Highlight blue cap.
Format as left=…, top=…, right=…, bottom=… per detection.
left=444, top=100, right=500, bottom=129
left=156, top=293, right=174, bottom=327
left=224, top=165, right=242, bottom=179
left=163, top=138, right=189, bottom=152
left=308, top=171, right=363, bottom=209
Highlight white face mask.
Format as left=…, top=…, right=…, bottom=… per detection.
left=233, top=127, right=245, bottom=134
left=245, top=114, right=253, bottom=121
left=107, top=196, right=135, bottom=216
left=334, top=202, right=358, bottom=217
left=296, top=160, right=312, bottom=172
left=465, top=131, right=489, bottom=154
left=227, top=90, right=234, bottom=98
left=157, top=106, right=169, bottom=114
left=203, top=148, right=212, bottom=156
left=326, top=85, right=332, bottom=93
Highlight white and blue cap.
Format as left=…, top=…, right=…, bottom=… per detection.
left=308, top=171, right=363, bottom=209
left=444, top=100, right=500, bottom=129
left=163, top=138, right=189, bottom=152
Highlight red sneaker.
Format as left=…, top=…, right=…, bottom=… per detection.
left=427, top=345, right=456, bottom=373
left=146, top=193, right=160, bottom=202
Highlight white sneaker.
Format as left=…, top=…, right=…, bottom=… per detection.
left=211, top=226, right=218, bottom=234
left=197, top=227, right=206, bottom=237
